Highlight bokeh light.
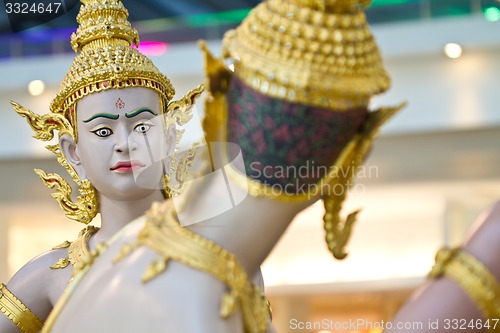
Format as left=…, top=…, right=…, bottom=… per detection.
left=444, top=43, right=462, bottom=59
left=28, top=80, right=45, bottom=96
left=484, top=7, right=500, bottom=22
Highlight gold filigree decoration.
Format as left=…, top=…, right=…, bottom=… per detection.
left=222, top=0, right=390, bottom=110
left=50, top=258, right=70, bottom=270
left=166, top=142, right=200, bottom=197
left=163, top=85, right=205, bottom=196
left=68, top=226, right=100, bottom=277
left=41, top=241, right=108, bottom=333
left=291, top=0, right=373, bottom=10
left=175, top=142, right=200, bottom=185
left=429, top=248, right=500, bottom=324
left=35, top=169, right=98, bottom=224
left=114, top=201, right=269, bottom=333
left=52, top=240, right=71, bottom=249
left=323, top=102, right=406, bottom=259
left=50, top=226, right=100, bottom=274
left=112, top=242, right=141, bottom=264
left=11, top=101, right=74, bottom=141
left=263, top=292, right=273, bottom=320
left=142, top=257, right=169, bottom=283
left=199, top=40, right=231, bottom=144
left=51, top=0, right=175, bottom=117
left=11, top=101, right=99, bottom=224
left=167, top=84, right=205, bottom=126
left=69, top=242, right=108, bottom=285
left=0, top=283, right=45, bottom=333
left=45, top=145, right=78, bottom=183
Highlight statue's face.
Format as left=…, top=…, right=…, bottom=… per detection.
left=73, top=87, right=170, bottom=201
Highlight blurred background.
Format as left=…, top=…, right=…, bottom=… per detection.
left=1, top=0, right=500, bottom=332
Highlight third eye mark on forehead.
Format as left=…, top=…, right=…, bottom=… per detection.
left=82, top=107, right=158, bottom=123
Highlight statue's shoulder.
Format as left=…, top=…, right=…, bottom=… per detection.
left=8, top=246, right=72, bottom=288
left=6, top=226, right=100, bottom=300
left=3, top=246, right=72, bottom=322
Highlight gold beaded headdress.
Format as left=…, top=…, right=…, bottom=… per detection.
left=222, top=0, right=391, bottom=110
left=51, top=0, right=175, bottom=141
left=203, top=0, right=404, bottom=259
left=11, top=0, right=203, bottom=224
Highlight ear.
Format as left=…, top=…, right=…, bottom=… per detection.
left=165, top=124, right=177, bottom=158
left=59, top=134, right=88, bottom=180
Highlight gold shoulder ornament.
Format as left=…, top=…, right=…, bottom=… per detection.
left=50, top=226, right=100, bottom=279
left=113, top=201, right=269, bottom=333
left=67, top=226, right=100, bottom=278
left=41, top=241, right=109, bottom=333
left=0, top=283, right=44, bottom=333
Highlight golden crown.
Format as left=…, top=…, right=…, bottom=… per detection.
left=12, top=0, right=204, bottom=224
left=50, top=0, right=175, bottom=124
left=222, top=0, right=390, bottom=110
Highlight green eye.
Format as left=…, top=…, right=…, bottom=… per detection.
left=91, top=127, right=113, bottom=137
left=134, top=123, right=153, bottom=134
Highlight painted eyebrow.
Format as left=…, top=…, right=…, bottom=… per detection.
left=82, top=113, right=119, bottom=123
left=125, top=107, right=158, bottom=118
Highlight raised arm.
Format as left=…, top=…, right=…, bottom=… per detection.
left=386, top=201, right=500, bottom=333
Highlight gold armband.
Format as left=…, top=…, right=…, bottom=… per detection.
left=429, top=248, right=500, bottom=324
left=115, top=201, right=269, bottom=333
left=0, top=283, right=44, bottom=333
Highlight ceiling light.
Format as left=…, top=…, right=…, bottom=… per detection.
left=444, top=43, right=462, bottom=59
left=28, top=80, right=45, bottom=96
left=484, top=7, right=500, bottom=22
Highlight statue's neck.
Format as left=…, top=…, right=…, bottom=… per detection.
left=88, top=190, right=164, bottom=250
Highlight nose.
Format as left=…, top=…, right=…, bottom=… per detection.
left=114, top=128, right=137, bottom=153
left=114, top=141, right=129, bottom=153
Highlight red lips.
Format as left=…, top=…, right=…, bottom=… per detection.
left=111, top=160, right=145, bottom=173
